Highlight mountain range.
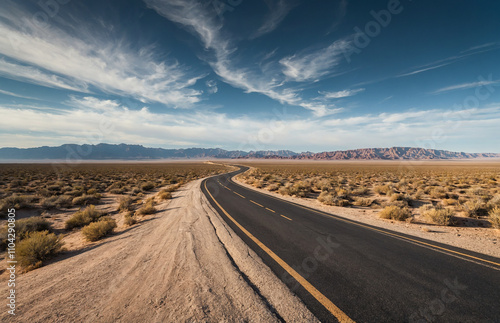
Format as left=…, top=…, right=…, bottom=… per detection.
left=0, top=144, right=498, bottom=160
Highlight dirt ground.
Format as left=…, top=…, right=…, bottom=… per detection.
left=234, top=176, right=500, bottom=259
left=0, top=178, right=317, bottom=322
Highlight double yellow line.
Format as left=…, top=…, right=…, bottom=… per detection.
left=204, top=180, right=354, bottom=322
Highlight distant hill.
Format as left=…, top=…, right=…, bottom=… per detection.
left=252, top=147, right=500, bottom=160
left=0, top=144, right=497, bottom=160
left=0, top=143, right=297, bottom=160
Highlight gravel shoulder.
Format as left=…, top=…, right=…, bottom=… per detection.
left=0, top=178, right=317, bottom=322
left=233, top=175, right=500, bottom=259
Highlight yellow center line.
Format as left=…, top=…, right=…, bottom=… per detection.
left=250, top=200, right=264, bottom=208
left=280, top=214, right=292, bottom=221
left=233, top=191, right=246, bottom=199
left=265, top=207, right=276, bottom=213
left=228, top=177, right=500, bottom=268
left=204, top=181, right=354, bottom=323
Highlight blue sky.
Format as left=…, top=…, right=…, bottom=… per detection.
left=1, top=0, right=499, bottom=152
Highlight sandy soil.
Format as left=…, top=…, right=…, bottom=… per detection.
left=0, top=178, right=316, bottom=322
left=234, top=175, right=500, bottom=259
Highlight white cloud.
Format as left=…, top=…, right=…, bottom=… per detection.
left=2, top=97, right=499, bottom=153
left=0, top=2, right=203, bottom=108
left=279, top=39, right=351, bottom=82
left=205, top=79, right=218, bottom=94
left=432, top=79, right=500, bottom=94
left=319, top=88, right=364, bottom=99
left=251, top=0, right=294, bottom=39
left=144, top=0, right=344, bottom=117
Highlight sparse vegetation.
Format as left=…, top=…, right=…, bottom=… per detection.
left=17, top=231, right=63, bottom=270
left=239, top=162, right=500, bottom=228
left=81, top=217, right=117, bottom=242
left=489, top=207, right=500, bottom=229
left=379, top=205, right=411, bottom=221
left=15, top=217, right=52, bottom=239
left=65, top=205, right=102, bottom=230
left=117, top=196, right=134, bottom=212
left=422, top=205, right=456, bottom=226
left=136, top=201, right=156, bottom=216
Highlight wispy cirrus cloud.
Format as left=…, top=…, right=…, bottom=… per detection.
left=397, top=42, right=499, bottom=78
left=0, top=2, right=204, bottom=108
left=279, top=39, right=351, bottom=82
left=251, top=0, right=295, bottom=39
left=145, top=0, right=343, bottom=116
left=318, top=88, right=364, bottom=99
left=431, top=78, right=500, bottom=94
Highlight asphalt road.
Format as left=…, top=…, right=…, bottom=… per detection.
left=201, top=166, right=500, bottom=323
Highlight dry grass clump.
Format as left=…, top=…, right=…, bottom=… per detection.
left=65, top=205, right=102, bottom=230
left=421, top=205, right=456, bottom=226
left=461, top=199, right=487, bottom=218
left=353, top=198, right=373, bottom=207
left=374, top=185, right=391, bottom=195
left=123, top=211, right=137, bottom=226
left=0, top=194, right=34, bottom=212
left=72, top=194, right=101, bottom=206
left=17, top=231, right=63, bottom=271
left=117, top=196, right=134, bottom=212
left=140, top=182, right=155, bottom=191
left=15, top=217, right=52, bottom=239
left=379, top=205, right=411, bottom=221
left=136, top=201, right=156, bottom=216
left=81, top=217, right=117, bottom=242
left=489, top=207, right=500, bottom=229
left=157, top=190, right=172, bottom=200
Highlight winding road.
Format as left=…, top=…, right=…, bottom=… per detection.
left=201, top=166, right=500, bottom=322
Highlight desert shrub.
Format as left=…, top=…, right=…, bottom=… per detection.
left=374, top=185, right=391, bottom=195
left=422, top=206, right=455, bottom=226
left=487, top=195, right=500, bottom=210
left=353, top=198, right=373, bottom=207
left=17, top=231, right=63, bottom=270
left=163, top=183, right=181, bottom=192
left=390, top=193, right=404, bottom=202
left=40, top=196, right=58, bottom=209
left=379, top=205, right=411, bottom=221
left=318, top=191, right=337, bottom=205
left=441, top=199, right=457, bottom=206
left=351, top=187, right=369, bottom=196
left=72, top=194, right=100, bottom=206
left=337, top=199, right=351, bottom=207
left=15, top=217, right=52, bottom=240
left=141, top=182, right=155, bottom=191
left=87, top=188, right=98, bottom=195
left=117, top=196, right=133, bottom=212
left=81, top=217, right=117, bottom=242
left=266, top=183, right=280, bottom=191
left=65, top=205, right=102, bottom=230
left=136, top=201, right=156, bottom=216
left=157, top=190, right=172, bottom=200
left=124, top=212, right=137, bottom=226
left=488, top=207, right=500, bottom=229
left=461, top=199, right=487, bottom=218
left=336, top=188, right=349, bottom=199
left=0, top=194, right=34, bottom=211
